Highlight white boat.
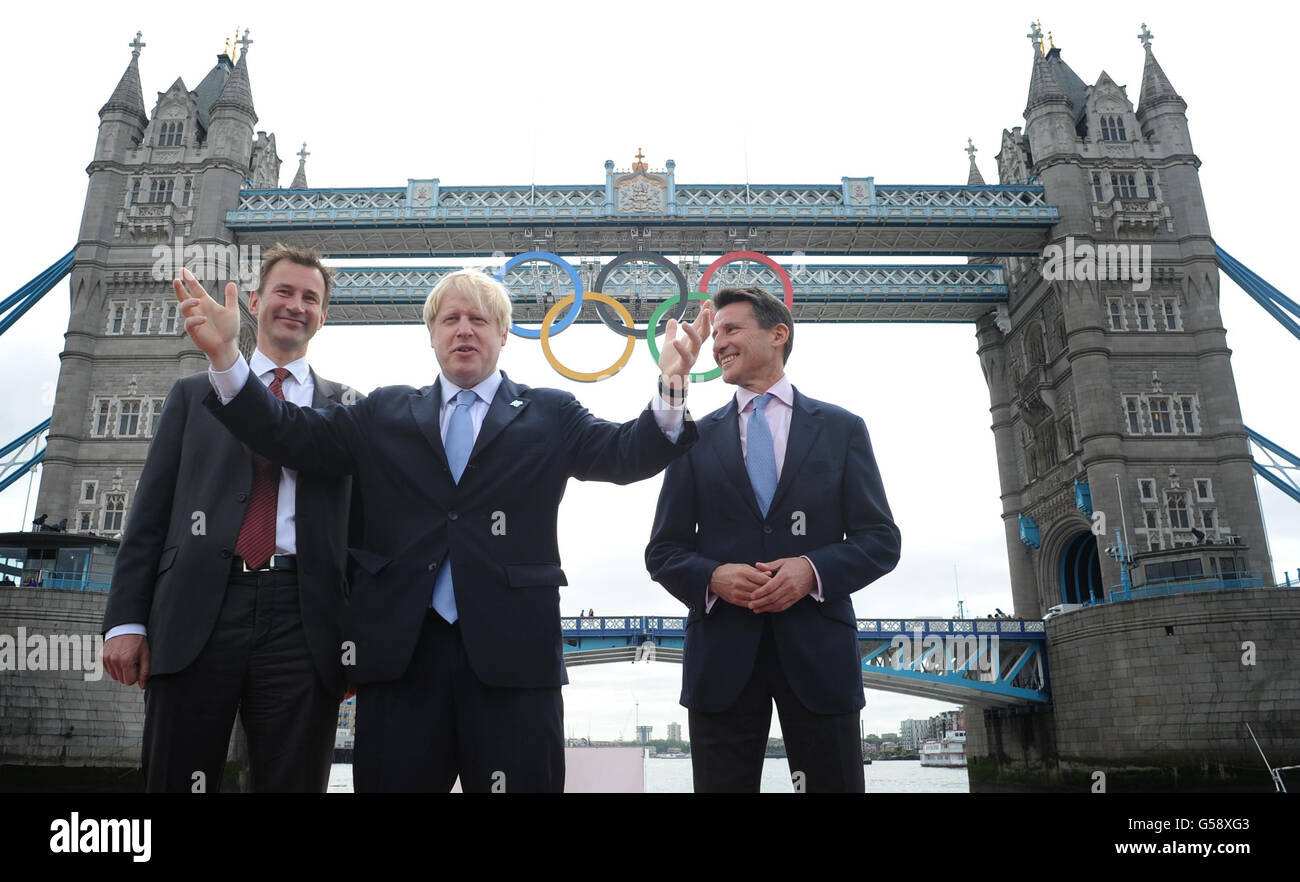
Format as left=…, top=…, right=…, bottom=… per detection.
left=919, top=730, right=966, bottom=767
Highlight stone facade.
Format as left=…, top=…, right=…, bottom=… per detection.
left=34, top=39, right=269, bottom=539
left=965, top=588, right=1300, bottom=792
left=982, top=38, right=1271, bottom=618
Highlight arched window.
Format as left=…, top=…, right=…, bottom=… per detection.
left=1100, top=115, right=1127, bottom=142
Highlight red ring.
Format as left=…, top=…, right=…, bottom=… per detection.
left=697, top=250, right=794, bottom=308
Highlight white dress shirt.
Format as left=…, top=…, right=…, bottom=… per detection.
left=705, top=374, right=823, bottom=611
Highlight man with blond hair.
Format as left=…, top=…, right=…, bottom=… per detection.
left=102, top=244, right=359, bottom=792
left=176, top=266, right=711, bottom=792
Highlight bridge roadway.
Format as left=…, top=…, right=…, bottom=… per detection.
left=561, top=615, right=1048, bottom=708
left=226, top=183, right=1057, bottom=257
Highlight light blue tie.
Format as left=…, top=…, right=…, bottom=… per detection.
left=432, top=389, right=476, bottom=622
left=746, top=393, right=778, bottom=517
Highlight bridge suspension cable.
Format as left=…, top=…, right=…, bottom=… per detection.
left=1, top=249, right=74, bottom=337
left=0, top=419, right=50, bottom=494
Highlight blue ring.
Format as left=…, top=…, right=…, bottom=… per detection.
left=496, top=251, right=584, bottom=339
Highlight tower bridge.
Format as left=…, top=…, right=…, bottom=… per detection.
left=3, top=22, right=1298, bottom=791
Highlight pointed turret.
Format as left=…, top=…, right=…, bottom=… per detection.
left=1025, top=46, right=1071, bottom=114
left=1137, top=24, right=1185, bottom=116
left=291, top=142, right=309, bottom=188
left=965, top=138, right=986, bottom=186
left=100, top=35, right=148, bottom=126
left=211, top=49, right=256, bottom=122
left=95, top=32, right=149, bottom=162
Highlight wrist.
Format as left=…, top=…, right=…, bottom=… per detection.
left=211, top=344, right=240, bottom=372
left=659, top=374, right=688, bottom=405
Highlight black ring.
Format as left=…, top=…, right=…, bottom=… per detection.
left=592, top=251, right=691, bottom=339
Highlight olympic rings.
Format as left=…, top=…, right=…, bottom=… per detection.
left=644, top=291, right=722, bottom=383
left=698, top=250, right=795, bottom=309
left=496, top=251, right=584, bottom=339
left=493, top=249, right=794, bottom=384
left=539, top=291, right=637, bottom=383
left=592, top=250, right=690, bottom=339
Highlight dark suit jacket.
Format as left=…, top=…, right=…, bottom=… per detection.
left=102, top=370, right=358, bottom=697
left=203, top=370, right=698, bottom=689
left=646, top=387, right=900, bottom=715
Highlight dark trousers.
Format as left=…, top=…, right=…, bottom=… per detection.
left=142, top=571, right=340, bottom=793
left=688, top=619, right=865, bottom=793
left=354, top=610, right=564, bottom=793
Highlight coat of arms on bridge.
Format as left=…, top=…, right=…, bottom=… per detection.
left=611, top=149, right=669, bottom=215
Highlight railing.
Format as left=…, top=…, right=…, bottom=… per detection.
left=1109, top=571, right=1264, bottom=602
left=557, top=615, right=1045, bottom=638
left=2, top=571, right=111, bottom=592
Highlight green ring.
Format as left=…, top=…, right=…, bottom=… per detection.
left=644, top=291, right=721, bottom=383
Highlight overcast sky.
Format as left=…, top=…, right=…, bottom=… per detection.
left=2, top=1, right=1297, bottom=741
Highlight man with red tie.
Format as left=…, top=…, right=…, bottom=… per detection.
left=102, top=245, right=359, bottom=792
left=647, top=286, right=901, bottom=792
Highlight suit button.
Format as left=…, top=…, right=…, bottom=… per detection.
left=220, top=548, right=232, bottom=559
left=448, top=511, right=459, bottom=521
left=236, top=492, right=247, bottom=503
left=763, top=524, right=773, bottom=534
left=428, top=562, right=436, bottom=571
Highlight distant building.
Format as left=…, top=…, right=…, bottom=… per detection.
left=337, top=696, right=356, bottom=732
left=667, top=722, right=682, bottom=742
left=898, top=719, right=929, bottom=751
left=636, top=725, right=653, bottom=745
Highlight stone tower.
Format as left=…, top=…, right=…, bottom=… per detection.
left=977, top=25, right=1272, bottom=618
left=35, top=32, right=277, bottom=537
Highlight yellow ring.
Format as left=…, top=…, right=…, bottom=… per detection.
left=539, top=291, right=637, bottom=383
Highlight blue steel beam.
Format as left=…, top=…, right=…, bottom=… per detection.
left=1245, top=426, right=1300, bottom=505
left=1216, top=245, right=1300, bottom=341
left=557, top=616, right=1048, bottom=706
left=0, top=448, right=44, bottom=493
left=0, top=419, right=51, bottom=459
left=1, top=249, right=75, bottom=337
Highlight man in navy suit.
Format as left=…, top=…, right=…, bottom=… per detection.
left=646, top=286, right=900, bottom=792
left=175, top=266, right=710, bottom=792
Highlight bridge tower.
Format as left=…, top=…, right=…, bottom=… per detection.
left=964, top=26, right=1295, bottom=792
left=34, top=33, right=275, bottom=536
left=979, top=26, right=1272, bottom=619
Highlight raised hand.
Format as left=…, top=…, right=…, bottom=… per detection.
left=658, top=303, right=713, bottom=390
left=175, top=267, right=241, bottom=370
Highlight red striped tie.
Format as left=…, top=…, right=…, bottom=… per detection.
left=235, top=367, right=289, bottom=570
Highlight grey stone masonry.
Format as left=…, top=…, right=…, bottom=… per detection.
left=35, top=39, right=274, bottom=538
left=984, top=43, right=1270, bottom=617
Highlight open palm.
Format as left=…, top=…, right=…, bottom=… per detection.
left=658, top=304, right=712, bottom=384
left=174, top=267, right=242, bottom=370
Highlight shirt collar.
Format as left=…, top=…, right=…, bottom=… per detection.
left=439, top=370, right=502, bottom=408
left=250, top=349, right=311, bottom=386
left=735, top=374, right=793, bottom=413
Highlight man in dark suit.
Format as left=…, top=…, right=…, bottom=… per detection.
left=175, top=266, right=711, bottom=792
left=102, top=245, right=357, bottom=792
left=646, top=286, right=901, bottom=793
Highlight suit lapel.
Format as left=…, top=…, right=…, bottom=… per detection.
left=409, top=381, right=450, bottom=473
left=707, top=399, right=764, bottom=521
left=469, top=373, right=529, bottom=461
left=768, top=387, right=822, bottom=514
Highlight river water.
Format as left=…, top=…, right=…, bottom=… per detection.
left=327, top=758, right=970, bottom=793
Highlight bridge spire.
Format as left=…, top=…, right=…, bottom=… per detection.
left=291, top=142, right=310, bottom=188
left=1026, top=20, right=1043, bottom=55
left=1137, top=23, right=1184, bottom=116
left=632, top=147, right=648, bottom=172
left=965, top=138, right=986, bottom=186
left=100, top=32, right=147, bottom=124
